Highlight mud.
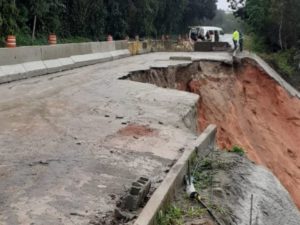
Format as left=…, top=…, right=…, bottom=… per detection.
left=118, top=124, right=158, bottom=137
left=126, top=59, right=300, bottom=209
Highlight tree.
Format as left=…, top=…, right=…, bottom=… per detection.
left=183, top=0, right=217, bottom=27
left=61, top=0, right=106, bottom=39
left=0, top=0, right=219, bottom=44
left=0, top=0, right=19, bottom=35
left=105, top=0, right=128, bottom=39
left=154, top=0, right=188, bottom=35
left=17, top=0, right=64, bottom=40
left=228, top=0, right=300, bottom=50
left=203, top=10, right=242, bottom=33
left=127, top=0, right=160, bottom=37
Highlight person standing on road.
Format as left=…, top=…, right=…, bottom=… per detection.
left=232, top=29, right=239, bottom=51
left=239, top=31, right=244, bottom=52
left=214, top=30, right=219, bottom=42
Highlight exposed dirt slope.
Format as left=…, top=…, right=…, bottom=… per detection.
left=189, top=61, right=300, bottom=209
left=127, top=60, right=300, bottom=209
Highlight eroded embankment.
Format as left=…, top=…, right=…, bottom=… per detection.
left=124, top=59, right=300, bottom=209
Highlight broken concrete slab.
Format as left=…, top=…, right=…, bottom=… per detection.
left=121, top=177, right=151, bottom=211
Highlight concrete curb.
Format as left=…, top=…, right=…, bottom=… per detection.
left=239, top=52, right=300, bottom=99
left=134, top=124, right=217, bottom=225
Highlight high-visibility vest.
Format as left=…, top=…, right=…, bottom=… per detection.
left=233, top=31, right=239, bottom=41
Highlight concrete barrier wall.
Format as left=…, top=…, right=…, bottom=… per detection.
left=0, top=40, right=130, bottom=84
left=0, top=46, right=42, bottom=65
left=115, top=40, right=128, bottom=50
left=128, top=40, right=195, bottom=55
left=41, top=43, right=93, bottom=60
left=91, top=42, right=116, bottom=53
left=0, top=41, right=128, bottom=65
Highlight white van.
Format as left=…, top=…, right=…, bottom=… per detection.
left=189, top=26, right=224, bottom=42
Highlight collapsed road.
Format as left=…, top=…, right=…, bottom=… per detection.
left=1, top=50, right=300, bottom=225
left=126, top=57, right=300, bottom=211
left=0, top=52, right=230, bottom=225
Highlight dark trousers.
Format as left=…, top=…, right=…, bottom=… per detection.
left=233, top=40, right=238, bottom=50
left=239, top=39, right=244, bottom=52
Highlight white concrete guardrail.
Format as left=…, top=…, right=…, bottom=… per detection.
left=0, top=40, right=130, bottom=84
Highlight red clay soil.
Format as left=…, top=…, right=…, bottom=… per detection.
left=189, top=62, right=300, bottom=209
left=118, top=124, right=158, bottom=137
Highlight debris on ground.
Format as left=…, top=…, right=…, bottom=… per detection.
left=90, top=177, right=152, bottom=225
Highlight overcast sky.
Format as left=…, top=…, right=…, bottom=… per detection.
left=217, top=0, right=229, bottom=10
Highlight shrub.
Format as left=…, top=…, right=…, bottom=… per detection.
left=266, top=50, right=296, bottom=77
left=244, top=33, right=297, bottom=78
left=244, top=34, right=267, bottom=53
left=230, top=146, right=245, bottom=156
left=16, top=33, right=48, bottom=46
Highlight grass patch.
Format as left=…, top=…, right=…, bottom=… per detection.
left=229, top=146, right=245, bottom=156
left=156, top=203, right=206, bottom=225
left=157, top=205, right=184, bottom=225
left=156, top=152, right=235, bottom=225
left=185, top=206, right=206, bottom=218
left=209, top=203, right=230, bottom=216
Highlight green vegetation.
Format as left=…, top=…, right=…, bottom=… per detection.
left=244, top=35, right=297, bottom=77
left=210, top=203, right=230, bottom=216
left=157, top=153, right=235, bottom=225
left=203, top=10, right=243, bottom=33
left=193, top=156, right=236, bottom=191
left=0, top=0, right=218, bottom=46
left=229, top=146, right=245, bottom=156
left=193, top=158, right=214, bottom=190
left=262, top=50, right=297, bottom=78
left=157, top=205, right=184, bottom=225
left=229, top=0, right=300, bottom=79
left=156, top=204, right=206, bottom=225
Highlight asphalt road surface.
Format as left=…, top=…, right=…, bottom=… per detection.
left=0, top=52, right=232, bottom=225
